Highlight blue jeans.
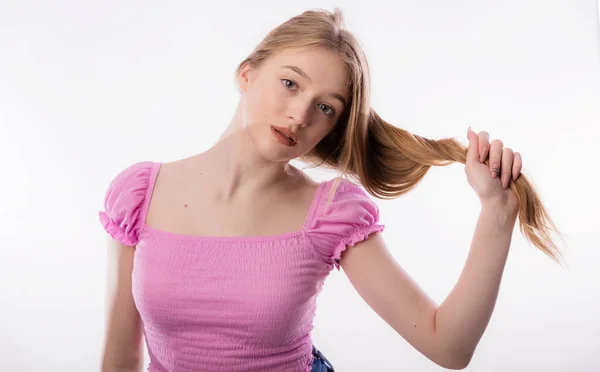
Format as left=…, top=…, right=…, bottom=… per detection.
left=311, top=345, right=335, bottom=372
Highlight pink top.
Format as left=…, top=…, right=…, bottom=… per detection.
left=98, top=161, right=385, bottom=372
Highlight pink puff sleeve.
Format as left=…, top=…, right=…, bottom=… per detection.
left=307, top=179, right=386, bottom=271
left=98, top=161, right=154, bottom=246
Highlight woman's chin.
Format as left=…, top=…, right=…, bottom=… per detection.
left=259, top=145, right=298, bottom=163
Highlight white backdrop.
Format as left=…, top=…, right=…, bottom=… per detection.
left=1, top=1, right=599, bottom=371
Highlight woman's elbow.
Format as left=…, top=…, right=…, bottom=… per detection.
left=436, top=351, right=473, bottom=370
left=101, top=357, right=143, bottom=372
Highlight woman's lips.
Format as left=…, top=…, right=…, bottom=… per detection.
left=270, top=126, right=297, bottom=147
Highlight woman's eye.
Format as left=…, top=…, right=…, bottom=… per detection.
left=282, top=79, right=297, bottom=89
left=281, top=79, right=334, bottom=116
left=319, top=104, right=334, bottom=116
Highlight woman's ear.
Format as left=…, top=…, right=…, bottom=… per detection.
left=237, top=63, right=253, bottom=93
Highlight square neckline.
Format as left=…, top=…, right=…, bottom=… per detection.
left=138, top=161, right=331, bottom=242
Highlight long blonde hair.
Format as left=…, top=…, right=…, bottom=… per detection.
left=236, top=8, right=566, bottom=265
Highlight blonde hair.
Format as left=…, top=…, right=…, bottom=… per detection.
left=236, top=8, right=566, bottom=265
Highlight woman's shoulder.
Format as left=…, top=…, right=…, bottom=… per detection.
left=98, top=160, right=161, bottom=246
left=102, top=160, right=161, bottom=199
left=319, top=176, right=375, bottom=204
left=306, top=175, right=381, bottom=224
left=305, top=176, right=385, bottom=270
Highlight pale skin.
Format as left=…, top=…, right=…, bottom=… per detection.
left=102, top=46, right=523, bottom=371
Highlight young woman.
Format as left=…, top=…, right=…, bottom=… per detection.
left=98, top=8, right=563, bottom=372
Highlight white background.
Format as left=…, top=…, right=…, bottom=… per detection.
left=1, top=0, right=599, bottom=371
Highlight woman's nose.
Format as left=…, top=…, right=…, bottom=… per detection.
left=287, top=101, right=311, bottom=127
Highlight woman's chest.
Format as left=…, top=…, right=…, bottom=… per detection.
left=146, top=170, right=319, bottom=238
left=130, top=239, right=326, bottom=342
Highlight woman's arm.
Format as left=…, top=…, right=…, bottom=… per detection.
left=101, top=238, right=144, bottom=372
left=339, top=201, right=516, bottom=370
left=433, top=201, right=517, bottom=364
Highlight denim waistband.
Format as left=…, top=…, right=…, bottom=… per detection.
left=312, top=345, right=335, bottom=371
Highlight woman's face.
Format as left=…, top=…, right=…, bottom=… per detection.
left=237, top=46, right=350, bottom=163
